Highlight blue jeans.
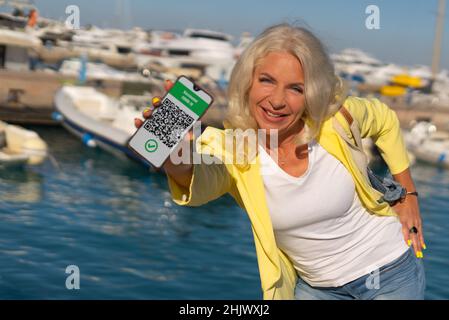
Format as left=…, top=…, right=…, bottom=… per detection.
left=294, top=248, right=426, bottom=300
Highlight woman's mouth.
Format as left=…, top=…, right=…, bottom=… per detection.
left=260, top=107, right=289, bottom=122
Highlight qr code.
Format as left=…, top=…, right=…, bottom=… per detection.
left=143, top=98, right=194, bottom=148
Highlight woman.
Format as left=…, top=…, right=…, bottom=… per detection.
left=135, top=24, right=426, bottom=300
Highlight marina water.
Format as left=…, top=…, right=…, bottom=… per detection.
left=0, top=126, right=447, bottom=299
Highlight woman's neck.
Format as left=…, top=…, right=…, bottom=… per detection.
left=265, top=119, right=305, bottom=151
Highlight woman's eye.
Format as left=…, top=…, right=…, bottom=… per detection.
left=291, top=87, right=303, bottom=93
left=259, top=77, right=272, bottom=83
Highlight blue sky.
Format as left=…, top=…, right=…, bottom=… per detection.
left=26, top=0, right=449, bottom=69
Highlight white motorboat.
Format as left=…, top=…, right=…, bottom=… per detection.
left=53, top=85, right=159, bottom=167
left=332, top=48, right=383, bottom=81
left=331, top=48, right=439, bottom=88
left=0, top=120, right=48, bottom=167
left=37, top=26, right=145, bottom=70
left=403, top=121, right=449, bottom=168
left=145, top=28, right=234, bottom=62
left=0, top=28, right=41, bottom=71
left=234, top=32, right=254, bottom=58
left=138, top=28, right=236, bottom=82
left=409, top=69, right=449, bottom=107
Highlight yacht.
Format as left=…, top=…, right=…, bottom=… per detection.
left=138, top=28, right=236, bottom=82
left=53, top=84, right=163, bottom=167
left=403, top=121, right=449, bottom=169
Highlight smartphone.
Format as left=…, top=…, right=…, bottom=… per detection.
left=128, top=76, right=214, bottom=168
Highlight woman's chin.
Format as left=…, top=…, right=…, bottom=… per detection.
left=257, top=121, right=286, bottom=133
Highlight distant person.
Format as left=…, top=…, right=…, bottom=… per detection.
left=27, top=9, right=38, bottom=28
left=135, top=23, right=425, bottom=300
left=12, top=8, right=25, bottom=17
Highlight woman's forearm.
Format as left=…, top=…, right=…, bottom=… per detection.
left=163, top=136, right=194, bottom=188
left=392, top=167, right=417, bottom=193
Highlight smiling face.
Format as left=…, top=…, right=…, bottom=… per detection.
left=248, top=51, right=306, bottom=140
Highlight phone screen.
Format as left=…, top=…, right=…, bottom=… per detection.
left=128, top=76, right=213, bottom=168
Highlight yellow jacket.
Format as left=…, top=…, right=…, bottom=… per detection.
left=167, top=97, right=410, bottom=299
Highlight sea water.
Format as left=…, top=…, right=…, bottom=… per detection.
left=0, top=126, right=447, bottom=299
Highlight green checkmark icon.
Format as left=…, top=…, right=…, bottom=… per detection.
left=145, top=139, right=158, bottom=152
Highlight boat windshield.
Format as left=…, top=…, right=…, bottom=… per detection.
left=188, top=33, right=228, bottom=41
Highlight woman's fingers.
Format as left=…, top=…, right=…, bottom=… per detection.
left=402, top=226, right=410, bottom=247
left=134, top=118, right=143, bottom=128
left=416, top=220, right=425, bottom=256
left=417, top=218, right=426, bottom=250
left=411, top=232, right=421, bottom=258
left=420, top=231, right=426, bottom=250
left=396, top=199, right=425, bottom=258
left=404, top=223, right=424, bottom=259
left=151, top=96, right=161, bottom=108
left=417, top=222, right=426, bottom=252
left=138, top=96, right=162, bottom=124
left=141, top=97, right=160, bottom=119
left=164, top=79, right=174, bottom=91
left=184, top=129, right=194, bottom=141
left=145, top=80, right=173, bottom=117
left=135, top=79, right=173, bottom=129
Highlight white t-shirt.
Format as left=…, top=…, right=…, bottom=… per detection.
left=259, top=140, right=409, bottom=287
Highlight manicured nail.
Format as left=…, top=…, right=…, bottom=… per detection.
left=143, top=108, right=151, bottom=114
left=152, top=97, right=161, bottom=105
left=407, top=240, right=412, bottom=246
left=422, top=243, right=427, bottom=250
left=416, top=251, right=423, bottom=259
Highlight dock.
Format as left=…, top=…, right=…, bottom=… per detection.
left=1, top=69, right=448, bottom=132
left=382, top=97, right=449, bottom=131
left=0, top=69, right=123, bottom=125
left=391, top=105, right=449, bottom=131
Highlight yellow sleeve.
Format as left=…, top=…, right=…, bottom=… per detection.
left=167, top=161, right=233, bottom=207
left=345, top=97, right=410, bottom=174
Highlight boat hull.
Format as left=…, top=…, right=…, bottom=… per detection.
left=54, top=88, right=155, bottom=169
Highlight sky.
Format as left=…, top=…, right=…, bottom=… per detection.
left=16, top=0, right=449, bottom=69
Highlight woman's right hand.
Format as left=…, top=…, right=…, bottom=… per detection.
left=134, top=80, right=174, bottom=130
left=134, top=80, right=194, bottom=188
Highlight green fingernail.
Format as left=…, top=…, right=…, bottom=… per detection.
left=423, top=244, right=427, bottom=250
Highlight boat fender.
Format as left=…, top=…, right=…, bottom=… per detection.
left=52, top=112, right=63, bottom=121
left=82, top=133, right=97, bottom=148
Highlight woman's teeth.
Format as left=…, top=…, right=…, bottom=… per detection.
left=266, top=110, right=284, bottom=117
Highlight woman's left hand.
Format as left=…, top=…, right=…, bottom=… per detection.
left=393, top=194, right=425, bottom=258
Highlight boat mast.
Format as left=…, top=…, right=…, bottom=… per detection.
left=431, top=0, right=446, bottom=91
left=115, top=0, right=130, bottom=29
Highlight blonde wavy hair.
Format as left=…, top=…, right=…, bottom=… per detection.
left=224, top=23, right=347, bottom=145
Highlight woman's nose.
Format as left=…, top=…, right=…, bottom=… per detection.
left=269, top=87, right=286, bottom=109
